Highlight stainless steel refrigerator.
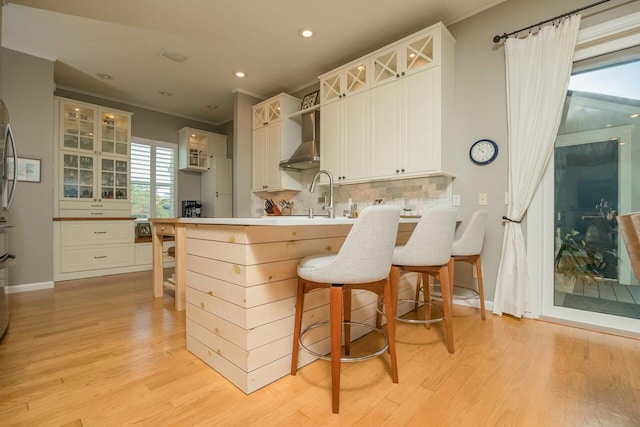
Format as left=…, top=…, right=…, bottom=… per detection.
left=0, top=99, right=18, bottom=342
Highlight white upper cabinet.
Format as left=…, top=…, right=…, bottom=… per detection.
left=320, top=22, right=456, bottom=183
left=371, top=29, right=439, bottom=88
left=251, top=93, right=302, bottom=192
left=319, top=57, right=370, bottom=105
left=252, top=97, right=283, bottom=129
left=56, top=97, right=132, bottom=217
left=178, top=128, right=227, bottom=172
left=320, top=91, right=370, bottom=184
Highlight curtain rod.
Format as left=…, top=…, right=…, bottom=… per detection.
left=492, top=0, right=610, bottom=43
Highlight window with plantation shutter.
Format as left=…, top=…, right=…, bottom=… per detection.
left=131, top=138, right=176, bottom=219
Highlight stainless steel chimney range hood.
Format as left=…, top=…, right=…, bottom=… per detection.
left=280, top=109, right=320, bottom=171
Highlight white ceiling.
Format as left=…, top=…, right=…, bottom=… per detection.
left=2, top=0, right=505, bottom=125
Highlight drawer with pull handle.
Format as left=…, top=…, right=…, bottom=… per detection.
left=60, top=220, right=134, bottom=246
left=60, top=243, right=134, bottom=273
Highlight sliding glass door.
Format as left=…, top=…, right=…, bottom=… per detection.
left=535, top=41, right=640, bottom=333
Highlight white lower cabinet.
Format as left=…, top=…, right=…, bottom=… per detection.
left=54, top=219, right=134, bottom=280
left=54, top=219, right=176, bottom=280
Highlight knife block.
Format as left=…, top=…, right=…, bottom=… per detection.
left=265, top=205, right=282, bottom=216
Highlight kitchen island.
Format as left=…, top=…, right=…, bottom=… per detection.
left=149, top=216, right=418, bottom=394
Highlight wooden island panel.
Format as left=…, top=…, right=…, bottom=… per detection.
left=184, top=222, right=418, bottom=394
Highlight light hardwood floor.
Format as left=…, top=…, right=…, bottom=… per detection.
left=1, top=271, right=639, bottom=426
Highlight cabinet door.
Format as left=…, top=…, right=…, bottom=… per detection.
left=403, top=30, right=437, bottom=76
left=343, top=58, right=370, bottom=96
left=342, top=91, right=370, bottom=181
left=402, top=68, right=438, bottom=173
left=216, top=194, right=232, bottom=218
left=99, top=156, right=129, bottom=201
left=320, top=102, right=342, bottom=181
left=320, top=72, right=342, bottom=105
left=61, top=101, right=97, bottom=152
left=215, top=157, right=233, bottom=195
left=265, top=124, right=282, bottom=189
left=252, top=127, right=268, bottom=190
left=266, top=98, right=282, bottom=124
left=61, top=152, right=96, bottom=200
left=100, top=110, right=130, bottom=157
left=372, top=45, right=401, bottom=88
left=370, top=80, right=401, bottom=178
left=253, top=104, right=268, bottom=129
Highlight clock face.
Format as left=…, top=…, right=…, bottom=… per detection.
left=470, top=139, right=498, bottom=165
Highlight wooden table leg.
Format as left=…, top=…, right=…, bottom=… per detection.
left=152, top=229, right=164, bottom=299
left=174, top=224, right=186, bottom=311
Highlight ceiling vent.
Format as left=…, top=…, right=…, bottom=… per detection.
left=158, top=48, right=187, bottom=63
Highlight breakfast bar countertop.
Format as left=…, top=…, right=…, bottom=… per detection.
left=150, top=215, right=421, bottom=226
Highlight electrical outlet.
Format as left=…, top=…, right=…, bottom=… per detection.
left=479, top=193, right=488, bottom=205
left=452, top=194, right=461, bottom=206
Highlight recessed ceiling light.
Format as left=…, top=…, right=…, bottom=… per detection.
left=235, top=71, right=246, bottom=78
left=206, top=104, right=219, bottom=110
left=158, top=90, right=173, bottom=97
left=631, top=113, right=639, bottom=118
left=298, top=28, right=314, bottom=38
left=97, top=73, right=114, bottom=80
left=158, top=48, right=187, bottom=63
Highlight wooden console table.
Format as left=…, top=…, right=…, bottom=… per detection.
left=149, top=218, right=186, bottom=311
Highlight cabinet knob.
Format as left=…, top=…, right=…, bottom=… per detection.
left=342, top=93, right=346, bottom=97
left=396, top=169, right=400, bottom=173
left=401, top=168, right=405, bottom=173
left=396, top=74, right=400, bottom=78
left=401, top=71, right=405, bottom=76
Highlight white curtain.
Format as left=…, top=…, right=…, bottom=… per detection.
left=493, top=15, right=581, bottom=317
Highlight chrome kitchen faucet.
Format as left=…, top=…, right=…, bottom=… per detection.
left=309, top=170, right=335, bottom=219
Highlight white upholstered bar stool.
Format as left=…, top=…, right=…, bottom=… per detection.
left=383, top=207, right=458, bottom=354
left=449, top=209, right=488, bottom=320
left=290, top=205, right=401, bottom=414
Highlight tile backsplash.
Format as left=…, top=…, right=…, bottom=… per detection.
left=252, top=174, right=452, bottom=217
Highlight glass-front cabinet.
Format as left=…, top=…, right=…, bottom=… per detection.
left=319, top=57, right=370, bottom=105
left=56, top=97, right=132, bottom=216
left=100, top=111, right=129, bottom=157
left=371, top=28, right=438, bottom=88
left=62, top=103, right=96, bottom=151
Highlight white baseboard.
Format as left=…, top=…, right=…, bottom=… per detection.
left=452, top=297, right=493, bottom=312
left=7, top=281, right=55, bottom=293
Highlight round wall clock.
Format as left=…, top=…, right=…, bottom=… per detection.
left=469, top=139, right=498, bottom=165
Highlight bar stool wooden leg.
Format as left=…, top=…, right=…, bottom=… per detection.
left=475, top=256, right=486, bottom=320
left=440, top=261, right=455, bottom=354
left=383, top=277, right=399, bottom=383
left=344, top=287, right=351, bottom=356
left=414, top=273, right=421, bottom=313
left=330, top=284, right=343, bottom=414
left=291, top=279, right=305, bottom=375
left=421, top=273, right=432, bottom=329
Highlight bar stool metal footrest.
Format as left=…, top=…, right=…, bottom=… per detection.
left=299, top=320, right=389, bottom=362
left=376, top=298, right=445, bottom=324
left=432, top=285, right=481, bottom=300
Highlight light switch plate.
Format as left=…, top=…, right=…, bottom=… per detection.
left=479, top=193, right=488, bottom=205
left=452, top=194, right=461, bottom=206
